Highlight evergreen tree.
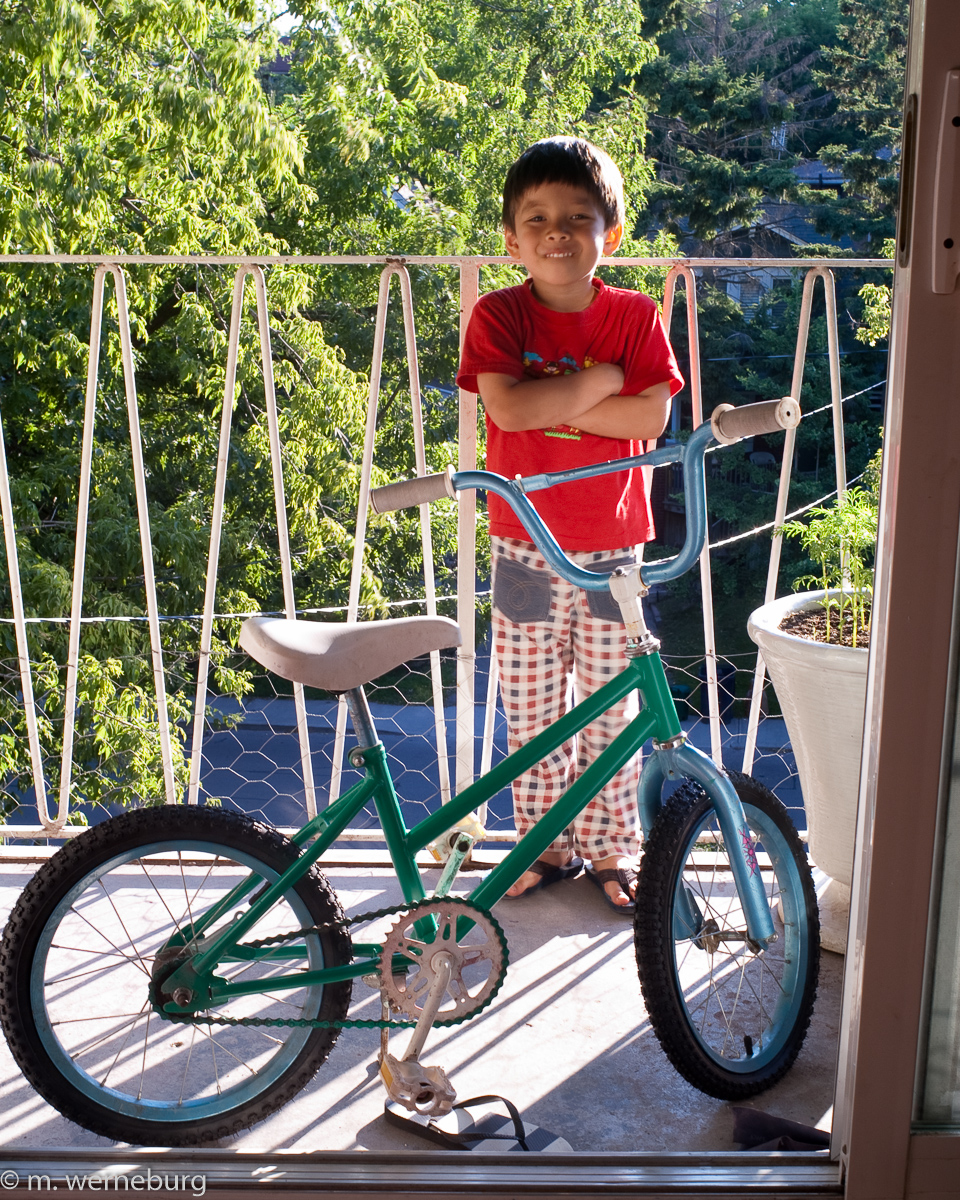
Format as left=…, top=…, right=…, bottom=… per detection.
left=812, top=0, right=909, bottom=247
left=635, top=0, right=843, bottom=252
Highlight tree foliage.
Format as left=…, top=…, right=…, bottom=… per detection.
left=633, top=0, right=909, bottom=252
left=0, top=0, right=669, bottom=816
left=812, top=0, right=909, bottom=246
left=635, top=0, right=843, bottom=251
left=1, top=0, right=307, bottom=255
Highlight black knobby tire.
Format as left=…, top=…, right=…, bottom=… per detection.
left=635, top=771, right=820, bottom=1099
left=0, top=805, right=352, bottom=1146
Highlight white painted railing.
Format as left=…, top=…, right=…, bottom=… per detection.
left=0, top=253, right=889, bottom=839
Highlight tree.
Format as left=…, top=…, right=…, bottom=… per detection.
left=812, top=0, right=909, bottom=247
left=634, top=0, right=844, bottom=253
left=622, top=0, right=893, bottom=663
left=0, top=0, right=669, bottom=817
left=0, top=0, right=380, bottom=814
left=0, top=0, right=309, bottom=255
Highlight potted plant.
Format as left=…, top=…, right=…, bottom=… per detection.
left=747, top=461, right=879, bottom=953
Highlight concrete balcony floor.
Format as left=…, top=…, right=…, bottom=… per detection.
left=0, top=849, right=841, bottom=1159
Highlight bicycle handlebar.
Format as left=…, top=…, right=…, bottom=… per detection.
left=368, top=467, right=457, bottom=514
left=369, top=397, right=799, bottom=589
left=711, top=396, right=800, bottom=444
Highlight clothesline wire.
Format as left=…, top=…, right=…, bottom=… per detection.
left=1, top=379, right=885, bottom=626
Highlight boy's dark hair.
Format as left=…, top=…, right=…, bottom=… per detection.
left=501, top=137, right=625, bottom=232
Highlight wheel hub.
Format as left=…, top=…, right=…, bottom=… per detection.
left=694, top=917, right=722, bottom=954
left=149, top=941, right=206, bottom=1013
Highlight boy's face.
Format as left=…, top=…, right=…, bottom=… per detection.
left=504, top=182, right=622, bottom=295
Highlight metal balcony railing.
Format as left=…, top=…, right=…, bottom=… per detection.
left=0, top=253, right=890, bottom=842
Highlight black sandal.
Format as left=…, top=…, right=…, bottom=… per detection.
left=506, top=856, right=583, bottom=898
left=585, top=865, right=638, bottom=915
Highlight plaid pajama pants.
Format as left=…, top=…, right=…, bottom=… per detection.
left=491, top=535, right=642, bottom=863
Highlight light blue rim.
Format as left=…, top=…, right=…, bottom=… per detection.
left=31, top=839, right=326, bottom=1124
left=670, top=804, right=811, bottom=1075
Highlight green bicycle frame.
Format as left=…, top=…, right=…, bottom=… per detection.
left=159, top=643, right=774, bottom=1014
left=162, top=416, right=787, bottom=1010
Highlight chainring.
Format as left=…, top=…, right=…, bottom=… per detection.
left=379, top=897, right=508, bottom=1023
left=157, top=895, right=507, bottom=1032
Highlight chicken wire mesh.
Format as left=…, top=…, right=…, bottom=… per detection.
left=0, top=611, right=802, bottom=842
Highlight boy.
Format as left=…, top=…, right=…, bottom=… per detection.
left=456, top=137, right=683, bottom=912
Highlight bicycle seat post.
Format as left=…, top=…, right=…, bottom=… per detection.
left=343, top=686, right=379, bottom=750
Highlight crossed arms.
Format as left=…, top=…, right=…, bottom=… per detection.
left=477, top=364, right=672, bottom=441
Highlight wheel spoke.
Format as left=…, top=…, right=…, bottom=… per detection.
left=68, top=905, right=153, bottom=979
left=3, top=807, right=352, bottom=1143
left=179, top=1024, right=198, bottom=1106
left=137, top=1009, right=153, bottom=1101
left=97, top=1002, right=151, bottom=1089
left=45, top=960, right=141, bottom=986
left=50, top=1011, right=153, bottom=1027
left=93, top=880, right=155, bottom=978
left=137, top=855, right=192, bottom=942
left=636, top=772, right=819, bottom=1097
left=195, top=1023, right=259, bottom=1078
left=50, top=943, right=142, bottom=962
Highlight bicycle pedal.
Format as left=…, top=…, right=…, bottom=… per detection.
left=380, top=1053, right=456, bottom=1117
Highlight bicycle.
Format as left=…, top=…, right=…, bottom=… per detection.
left=0, top=396, right=819, bottom=1147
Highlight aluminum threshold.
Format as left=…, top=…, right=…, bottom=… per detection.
left=0, top=1148, right=842, bottom=1196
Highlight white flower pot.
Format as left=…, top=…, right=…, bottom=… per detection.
left=747, top=590, right=868, bottom=954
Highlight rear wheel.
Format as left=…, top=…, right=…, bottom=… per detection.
left=635, top=771, right=819, bottom=1099
left=0, top=806, right=352, bottom=1145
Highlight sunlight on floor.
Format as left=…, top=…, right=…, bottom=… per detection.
left=0, top=863, right=842, bottom=1154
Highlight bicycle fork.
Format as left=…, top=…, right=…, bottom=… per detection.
left=638, top=742, right=777, bottom=946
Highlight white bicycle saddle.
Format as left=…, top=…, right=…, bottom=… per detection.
left=239, top=615, right=461, bottom=693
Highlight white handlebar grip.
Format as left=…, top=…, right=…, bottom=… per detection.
left=369, top=467, right=457, bottom=513
left=711, top=397, right=801, bottom=445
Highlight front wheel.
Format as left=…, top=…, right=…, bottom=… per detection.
left=635, top=771, right=819, bottom=1099
left=0, top=806, right=352, bottom=1146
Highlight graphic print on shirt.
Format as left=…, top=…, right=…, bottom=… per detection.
left=523, top=350, right=585, bottom=440
left=523, top=349, right=579, bottom=376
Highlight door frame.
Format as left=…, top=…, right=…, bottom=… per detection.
left=834, top=1, right=960, bottom=1195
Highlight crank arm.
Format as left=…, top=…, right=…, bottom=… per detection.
left=402, top=951, right=453, bottom=1063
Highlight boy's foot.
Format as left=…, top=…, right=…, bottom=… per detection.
left=586, top=856, right=638, bottom=910
left=505, top=853, right=582, bottom=898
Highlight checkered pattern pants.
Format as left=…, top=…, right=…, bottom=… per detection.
left=491, top=536, right=642, bottom=863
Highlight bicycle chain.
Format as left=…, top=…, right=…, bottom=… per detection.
left=158, top=895, right=508, bottom=1033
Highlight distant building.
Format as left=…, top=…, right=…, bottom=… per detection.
left=673, top=159, right=855, bottom=315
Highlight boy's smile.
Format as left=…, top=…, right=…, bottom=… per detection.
left=504, top=182, right=623, bottom=312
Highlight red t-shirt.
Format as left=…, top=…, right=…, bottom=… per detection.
left=457, top=278, right=684, bottom=551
